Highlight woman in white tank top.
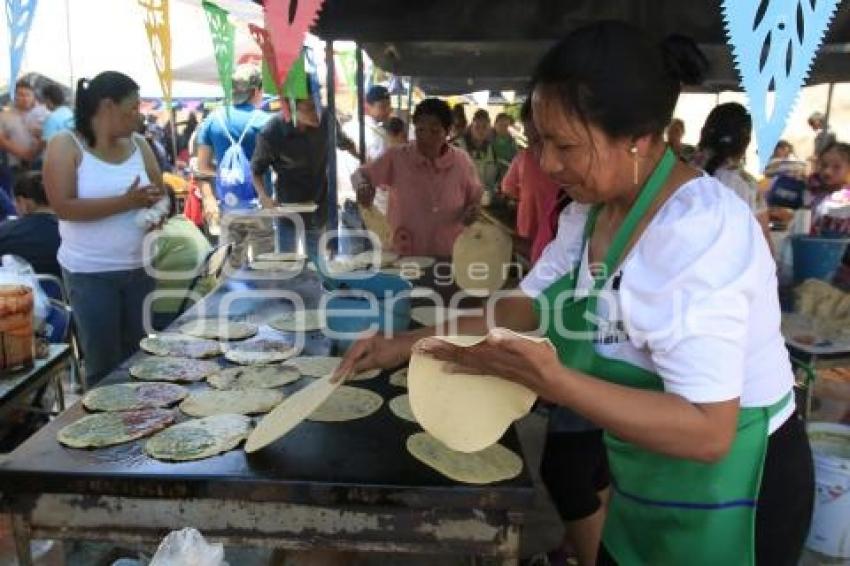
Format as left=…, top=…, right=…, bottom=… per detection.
left=43, top=71, right=165, bottom=386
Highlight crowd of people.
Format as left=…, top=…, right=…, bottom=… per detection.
left=1, top=22, right=848, bottom=563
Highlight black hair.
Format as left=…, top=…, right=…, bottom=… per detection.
left=520, top=97, right=533, bottom=122
left=13, top=171, right=48, bottom=206
left=14, top=79, right=34, bottom=93
left=819, top=141, right=850, bottom=163
left=413, top=98, right=453, bottom=131
left=74, top=71, right=139, bottom=147
left=531, top=21, right=707, bottom=141
left=472, top=109, right=491, bottom=123
left=386, top=116, right=406, bottom=136
left=698, top=102, right=752, bottom=175
left=772, top=139, right=794, bottom=158
left=495, top=112, right=514, bottom=125
left=41, top=83, right=65, bottom=107
left=451, top=103, right=467, bottom=129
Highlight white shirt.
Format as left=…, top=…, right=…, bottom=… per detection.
left=713, top=166, right=766, bottom=214
left=58, top=133, right=151, bottom=273
left=343, top=115, right=388, bottom=162
left=521, top=176, right=794, bottom=433
left=0, top=105, right=48, bottom=165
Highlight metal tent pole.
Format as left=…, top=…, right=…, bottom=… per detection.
left=325, top=40, right=339, bottom=244
left=355, top=43, right=366, bottom=163
left=825, top=82, right=835, bottom=126
left=406, top=76, right=414, bottom=135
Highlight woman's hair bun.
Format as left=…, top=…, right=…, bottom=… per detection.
left=661, top=34, right=709, bottom=86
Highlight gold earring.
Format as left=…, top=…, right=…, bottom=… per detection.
left=630, top=146, right=639, bottom=185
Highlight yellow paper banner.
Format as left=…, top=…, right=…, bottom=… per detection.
left=138, top=0, right=173, bottom=108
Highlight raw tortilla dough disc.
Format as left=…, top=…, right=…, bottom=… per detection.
left=406, top=432, right=523, bottom=485
left=179, top=319, right=258, bottom=341
left=269, top=310, right=326, bottom=332
left=408, top=333, right=541, bottom=452
left=246, top=374, right=341, bottom=452
left=389, top=368, right=407, bottom=388
left=222, top=339, right=298, bottom=365
left=395, top=256, right=436, bottom=269
left=82, top=382, right=188, bottom=412
left=354, top=250, right=399, bottom=268
left=256, top=252, right=307, bottom=262
left=208, top=365, right=301, bottom=390
left=145, top=414, right=252, bottom=461
left=358, top=205, right=392, bottom=249
left=130, top=357, right=220, bottom=383
left=140, top=334, right=221, bottom=359
left=250, top=260, right=302, bottom=272
left=307, top=385, right=384, bottom=422
left=410, top=306, right=477, bottom=327
left=57, top=409, right=175, bottom=448
left=180, top=388, right=283, bottom=417
left=389, top=394, right=416, bottom=423
left=452, top=222, right=513, bottom=296
left=286, top=356, right=380, bottom=381
left=380, top=266, right=423, bottom=280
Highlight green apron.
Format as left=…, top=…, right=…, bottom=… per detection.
left=533, top=149, right=792, bottom=565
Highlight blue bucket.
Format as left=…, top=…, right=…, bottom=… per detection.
left=792, top=235, right=850, bottom=283
left=324, top=273, right=412, bottom=352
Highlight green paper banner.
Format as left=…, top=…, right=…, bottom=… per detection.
left=202, top=0, right=235, bottom=111
left=282, top=50, right=308, bottom=101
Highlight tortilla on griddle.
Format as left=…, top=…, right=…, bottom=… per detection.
left=129, top=357, right=220, bottom=383
left=140, top=334, right=221, bottom=359
left=145, top=414, right=252, bottom=461
left=207, top=365, right=301, bottom=390
left=57, top=409, right=175, bottom=448
left=307, top=385, right=383, bottom=422
left=389, top=368, right=407, bottom=388
left=269, top=310, right=326, bottom=333
left=222, top=339, right=298, bottom=365
left=179, top=319, right=258, bottom=341
left=388, top=394, right=416, bottom=423
left=406, top=432, right=523, bottom=485
left=286, top=356, right=380, bottom=382
left=179, top=388, right=284, bottom=417
left=82, top=382, right=188, bottom=412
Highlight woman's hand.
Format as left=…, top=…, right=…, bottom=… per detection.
left=416, top=329, right=564, bottom=401
left=333, top=334, right=413, bottom=383
left=462, top=203, right=480, bottom=225
left=356, top=181, right=376, bottom=208
left=259, top=193, right=276, bottom=210
left=124, top=176, right=164, bottom=209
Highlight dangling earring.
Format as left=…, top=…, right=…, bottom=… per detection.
left=630, top=146, right=639, bottom=185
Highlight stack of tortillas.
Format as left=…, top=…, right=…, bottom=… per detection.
left=452, top=221, right=512, bottom=296
left=358, top=205, right=392, bottom=249
left=407, top=332, right=544, bottom=452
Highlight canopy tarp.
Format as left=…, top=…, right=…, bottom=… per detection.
left=304, top=0, right=850, bottom=93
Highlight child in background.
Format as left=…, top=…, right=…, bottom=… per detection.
left=385, top=117, right=407, bottom=147
left=492, top=112, right=518, bottom=172
left=809, top=142, right=850, bottom=236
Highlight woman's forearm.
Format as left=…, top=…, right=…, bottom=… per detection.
left=52, top=195, right=134, bottom=221
left=548, top=365, right=739, bottom=463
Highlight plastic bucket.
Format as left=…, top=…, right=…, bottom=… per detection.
left=806, top=422, right=850, bottom=558
left=792, top=236, right=850, bottom=283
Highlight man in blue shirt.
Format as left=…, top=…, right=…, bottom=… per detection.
left=195, top=64, right=269, bottom=226
left=41, top=84, right=74, bottom=143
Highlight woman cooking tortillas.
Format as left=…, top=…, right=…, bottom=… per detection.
left=336, top=21, right=814, bottom=566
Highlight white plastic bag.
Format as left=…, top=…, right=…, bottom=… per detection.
left=149, top=528, right=226, bottom=566
left=0, top=255, right=48, bottom=328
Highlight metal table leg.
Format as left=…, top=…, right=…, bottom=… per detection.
left=11, top=513, right=33, bottom=566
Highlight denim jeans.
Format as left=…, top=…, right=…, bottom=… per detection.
left=62, top=268, right=155, bottom=387
left=274, top=217, right=325, bottom=262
